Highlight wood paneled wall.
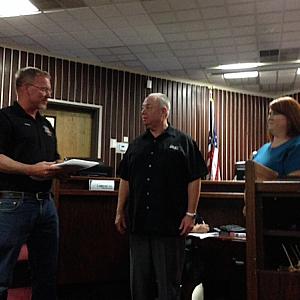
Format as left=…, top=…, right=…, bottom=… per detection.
left=213, top=89, right=270, bottom=179
left=0, top=46, right=270, bottom=179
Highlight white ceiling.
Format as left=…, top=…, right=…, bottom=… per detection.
left=1, top=0, right=300, bottom=96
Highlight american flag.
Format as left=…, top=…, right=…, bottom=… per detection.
left=207, top=91, right=221, bottom=180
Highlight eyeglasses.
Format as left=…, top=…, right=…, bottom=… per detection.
left=28, top=84, right=52, bottom=95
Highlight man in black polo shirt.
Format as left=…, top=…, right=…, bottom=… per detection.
left=115, top=93, right=208, bottom=300
left=0, top=67, right=62, bottom=300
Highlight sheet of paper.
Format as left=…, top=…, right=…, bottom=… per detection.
left=52, top=159, right=99, bottom=170
left=188, top=232, right=219, bottom=239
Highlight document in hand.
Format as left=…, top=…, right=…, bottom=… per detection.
left=52, top=159, right=99, bottom=171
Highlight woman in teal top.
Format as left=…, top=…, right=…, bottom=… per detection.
left=253, top=96, right=300, bottom=177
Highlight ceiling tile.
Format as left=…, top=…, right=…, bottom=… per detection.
left=197, top=0, right=225, bottom=7
left=150, top=12, right=177, bottom=24
left=84, top=0, right=112, bottom=5
left=209, top=29, right=232, bottom=38
left=202, top=6, right=227, bottom=19
left=90, top=48, right=112, bottom=55
left=92, top=4, right=121, bottom=18
left=237, top=44, right=257, bottom=52
left=238, top=51, right=258, bottom=61
left=215, top=46, right=236, bottom=54
left=257, top=24, right=282, bottom=35
left=153, top=50, right=175, bottom=58
left=283, top=21, right=300, bottom=32
left=128, top=45, right=150, bottom=53
left=212, top=38, right=235, bottom=47
left=281, top=40, right=300, bottom=49
left=103, top=16, right=130, bottom=28
left=282, top=31, right=300, bottom=42
left=286, top=0, right=300, bottom=10
left=68, top=7, right=98, bottom=20
left=147, top=43, right=170, bottom=52
left=234, top=35, right=256, bottom=45
left=217, top=54, right=238, bottom=64
left=260, top=71, right=277, bottom=84
left=257, top=13, right=283, bottom=25
left=110, top=46, right=131, bottom=54
left=164, top=33, right=187, bottom=42
left=256, top=0, right=284, bottom=13
left=230, top=15, right=255, bottom=27
left=228, top=3, right=255, bottom=16
left=168, top=0, right=198, bottom=10
left=277, top=69, right=296, bottom=84
left=284, top=10, right=300, bottom=22
left=175, top=9, right=202, bottom=22
left=186, top=31, right=209, bottom=40
left=232, top=26, right=255, bottom=36
left=157, top=23, right=183, bottom=34
left=115, top=2, right=146, bottom=16
left=81, top=19, right=109, bottom=31
left=180, top=21, right=205, bottom=32
left=168, top=69, right=187, bottom=77
left=136, top=52, right=156, bottom=60
left=205, top=18, right=230, bottom=30
left=117, top=53, right=136, bottom=60
left=45, top=11, right=75, bottom=23
left=126, top=14, right=154, bottom=26
left=0, top=21, right=20, bottom=36
left=142, top=0, right=171, bottom=13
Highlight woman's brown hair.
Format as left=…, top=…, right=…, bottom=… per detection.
left=269, top=96, right=300, bottom=139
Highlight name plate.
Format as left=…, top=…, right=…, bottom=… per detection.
left=89, top=179, right=115, bottom=191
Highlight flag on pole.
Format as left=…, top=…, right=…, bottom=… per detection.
left=207, top=90, right=221, bottom=180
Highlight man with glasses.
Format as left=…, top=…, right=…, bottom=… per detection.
left=0, top=67, right=63, bottom=300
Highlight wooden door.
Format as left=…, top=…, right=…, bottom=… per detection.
left=44, top=108, right=92, bottom=160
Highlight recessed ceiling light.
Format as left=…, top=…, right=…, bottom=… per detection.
left=223, top=71, right=259, bottom=79
left=0, top=0, right=40, bottom=17
left=216, top=63, right=264, bottom=70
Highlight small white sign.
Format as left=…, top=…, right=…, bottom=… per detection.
left=89, top=179, right=115, bottom=191
left=116, top=142, right=128, bottom=154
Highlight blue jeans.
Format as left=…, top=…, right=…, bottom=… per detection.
left=0, top=192, right=59, bottom=300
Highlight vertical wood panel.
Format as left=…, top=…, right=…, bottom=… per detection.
left=69, top=61, right=75, bottom=102
left=56, top=58, right=62, bottom=100
left=35, top=54, right=42, bottom=69
left=82, top=64, right=88, bottom=103
left=62, top=60, right=69, bottom=101
left=94, top=66, right=101, bottom=105
left=10, top=50, right=19, bottom=105
left=0, top=47, right=4, bottom=108
left=88, top=65, right=94, bottom=105
left=3, top=48, right=11, bottom=108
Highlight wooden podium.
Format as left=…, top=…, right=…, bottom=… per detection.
left=53, top=176, right=129, bottom=285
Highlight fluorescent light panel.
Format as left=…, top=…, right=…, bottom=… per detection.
left=0, top=0, right=40, bottom=17
left=224, top=71, right=259, bottom=79
left=297, top=68, right=300, bottom=75
left=216, top=63, right=264, bottom=70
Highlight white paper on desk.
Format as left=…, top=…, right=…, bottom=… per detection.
left=188, top=232, right=219, bottom=239
left=52, top=159, right=99, bottom=171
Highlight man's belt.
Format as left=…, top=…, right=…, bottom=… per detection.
left=0, top=191, right=52, bottom=200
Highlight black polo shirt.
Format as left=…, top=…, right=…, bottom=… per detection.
left=120, top=125, right=208, bottom=236
left=0, top=101, right=59, bottom=192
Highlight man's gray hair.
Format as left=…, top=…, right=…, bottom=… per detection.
left=15, top=67, right=50, bottom=89
left=148, top=93, right=171, bottom=111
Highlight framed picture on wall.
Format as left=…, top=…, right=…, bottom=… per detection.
left=45, top=115, right=56, bottom=130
